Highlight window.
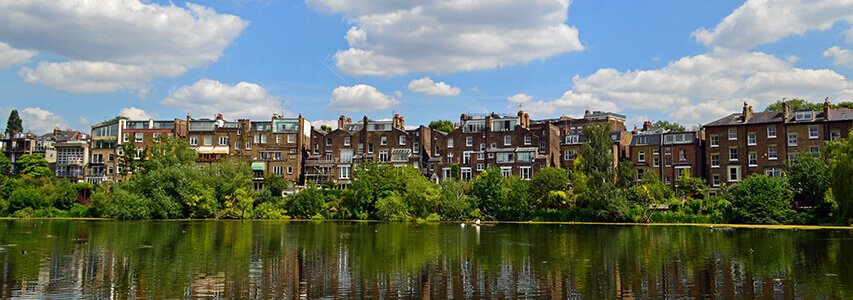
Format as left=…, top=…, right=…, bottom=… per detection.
left=679, top=150, right=686, bottom=161
left=768, top=145, right=778, bottom=160
left=653, top=148, right=660, bottom=155
left=729, top=147, right=738, bottom=161
left=728, top=128, right=737, bottom=140
left=480, top=143, right=487, bottom=151
left=676, top=167, right=690, bottom=180
left=442, top=168, right=453, bottom=181
left=767, top=126, right=777, bottom=138
left=203, top=136, right=212, bottom=146
left=653, top=157, right=660, bottom=167
left=710, top=135, right=719, bottom=147
left=358, top=143, right=363, bottom=154
left=344, top=136, right=351, bottom=146
left=712, top=174, right=721, bottom=187
left=636, top=168, right=645, bottom=181
left=747, top=133, right=756, bottom=145
left=664, top=147, right=672, bottom=155
left=564, top=150, right=577, bottom=160
left=260, top=134, right=268, bottom=144
left=380, top=136, right=388, bottom=145
left=461, top=168, right=472, bottom=182
left=711, top=153, right=720, bottom=168
left=748, top=152, right=757, bottom=166
left=189, top=136, right=198, bottom=146
left=491, top=143, right=497, bottom=149
left=795, top=111, right=813, bottom=121
left=326, top=138, right=332, bottom=146
left=496, top=152, right=515, bottom=163
left=524, top=135, right=532, bottom=145
left=340, top=149, right=353, bottom=163
left=339, top=166, right=351, bottom=180
left=787, top=133, right=798, bottom=146
left=809, top=126, right=819, bottom=139
left=368, top=143, right=374, bottom=153
left=517, top=152, right=534, bottom=163
left=219, top=136, right=228, bottom=146
left=565, top=135, right=580, bottom=144
left=476, top=163, right=485, bottom=171
left=379, top=150, right=388, bottom=162
left=500, top=167, right=512, bottom=177
left=135, top=133, right=143, bottom=143
left=638, top=151, right=646, bottom=162
left=399, top=135, right=406, bottom=145
left=664, top=157, right=672, bottom=166
left=728, top=166, right=741, bottom=182
left=788, top=153, right=798, bottom=162
left=275, top=152, right=282, bottom=160
left=831, top=131, right=841, bottom=140
left=235, top=141, right=241, bottom=150
left=413, top=142, right=420, bottom=154
left=135, top=148, right=143, bottom=160
left=287, top=134, right=295, bottom=144
left=810, top=146, right=820, bottom=154
left=246, top=142, right=252, bottom=150
left=765, top=168, right=782, bottom=178
left=466, top=137, right=473, bottom=147
left=92, top=154, right=103, bottom=164
left=287, top=166, right=293, bottom=175
left=504, top=135, right=511, bottom=146
left=520, top=167, right=531, bottom=180
left=273, top=166, right=283, bottom=176
left=477, top=151, right=484, bottom=160
left=463, top=152, right=471, bottom=164
left=448, top=139, right=454, bottom=148
left=275, top=135, right=282, bottom=144
left=123, top=133, right=129, bottom=142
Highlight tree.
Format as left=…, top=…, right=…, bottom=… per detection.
left=0, top=152, right=10, bottom=174
left=580, top=124, right=628, bottom=220
left=438, top=180, right=472, bottom=220
left=285, top=183, right=326, bottom=219
left=263, top=174, right=289, bottom=200
left=428, top=120, right=455, bottom=133
left=786, top=153, right=829, bottom=207
left=142, top=136, right=197, bottom=170
left=5, top=109, right=22, bottom=136
left=319, top=125, right=333, bottom=133
left=827, top=131, right=853, bottom=221
left=764, top=98, right=823, bottom=112
left=119, top=142, right=139, bottom=177
left=629, top=172, right=673, bottom=222
left=347, top=160, right=400, bottom=218
left=401, top=168, right=440, bottom=218
left=677, top=169, right=707, bottom=200
left=500, top=176, right=532, bottom=220
left=729, top=175, right=794, bottom=224
left=223, top=188, right=255, bottom=219
left=18, top=153, right=51, bottom=178
left=652, top=120, right=686, bottom=132
left=615, top=160, right=634, bottom=189
left=470, top=167, right=503, bottom=219
left=529, top=167, right=568, bottom=208
left=836, top=102, right=853, bottom=109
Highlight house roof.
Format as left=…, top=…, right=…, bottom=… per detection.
left=703, top=111, right=783, bottom=127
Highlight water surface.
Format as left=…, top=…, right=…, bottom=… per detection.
left=0, top=220, right=850, bottom=299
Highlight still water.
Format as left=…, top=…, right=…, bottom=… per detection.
left=0, top=220, right=850, bottom=299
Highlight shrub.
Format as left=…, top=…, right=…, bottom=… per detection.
left=284, top=184, right=325, bottom=219
left=730, top=175, right=795, bottom=224
left=425, top=213, right=441, bottom=222
left=8, top=186, right=47, bottom=212
left=375, top=192, right=411, bottom=221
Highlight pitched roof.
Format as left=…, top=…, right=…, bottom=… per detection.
left=703, top=111, right=783, bottom=127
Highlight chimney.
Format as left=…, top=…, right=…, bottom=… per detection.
left=338, top=115, right=346, bottom=129
left=215, top=113, right=224, bottom=121
left=399, top=116, right=405, bottom=130
left=485, top=114, right=493, bottom=131
left=53, top=127, right=62, bottom=136
left=824, top=97, right=831, bottom=120
left=272, top=113, right=279, bottom=119
left=642, top=121, right=651, bottom=132
left=782, top=98, right=790, bottom=119
left=393, top=113, right=401, bottom=129
left=742, top=102, right=751, bottom=121
left=346, top=117, right=352, bottom=125
left=524, top=112, right=530, bottom=128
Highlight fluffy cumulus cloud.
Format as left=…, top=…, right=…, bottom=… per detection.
left=307, top=0, right=583, bottom=75
left=407, top=77, right=461, bottom=96
left=20, top=107, right=69, bottom=134
left=119, top=107, right=153, bottom=120
left=0, top=0, right=247, bottom=93
left=161, top=79, right=281, bottom=120
left=506, top=92, right=619, bottom=117
left=328, top=84, right=399, bottom=111
left=0, top=42, right=36, bottom=69
left=693, top=0, right=853, bottom=50
left=310, top=119, right=339, bottom=130
left=823, top=46, right=853, bottom=67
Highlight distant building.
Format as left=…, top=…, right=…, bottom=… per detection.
left=629, top=121, right=704, bottom=189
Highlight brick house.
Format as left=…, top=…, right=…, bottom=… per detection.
left=1, top=132, right=39, bottom=174
left=630, top=122, right=704, bottom=189
left=548, top=111, right=630, bottom=171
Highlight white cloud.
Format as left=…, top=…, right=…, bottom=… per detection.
left=311, top=119, right=339, bottom=130
left=119, top=107, right=153, bottom=120
left=508, top=93, right=533, bottom=104
left=0, top=42, right=35, bottom=69
left=823, top=46, right=853, bottom=67
left=161, top=79, right=281, bottom=120
left=20, top=107, right=68, bottom=134
left=308, top=0, right=583, bottom=75
left=0, top=0, right=247, bottom=93
left=407, top=77, right=461, bottom=96
left=693, top=0, right=853, bottom=50
left=329, top=84, right=399, bottom=111
left=78, top=117, right=90, bottom=129
left=506, top=91, right=619, bottom=117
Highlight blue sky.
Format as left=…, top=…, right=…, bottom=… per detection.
left=2, top=0, right=853, bottom=134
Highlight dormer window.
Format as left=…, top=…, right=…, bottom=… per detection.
left=795, top=111, right=813, bottom=121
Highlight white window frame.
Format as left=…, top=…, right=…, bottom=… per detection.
left=447, top=139, right=454, bottom=148
left=504, top=135, right=511, bottom=146
left=344, top=136, right=351, bottom=146
left=711, top=153, right=720, bottom=168
left=500, top=167, right=512, bottom=177
left=189, top=136, right=199, bottom=146
left=380, top=136, right=387, bottom=145
left=219, top=136, right=228, bottom=146
left=524, top=135, right=532, bottom=145
left=767, top=126, right=777, bottom=138
left=339, top=166, right=351, bottom=180
left=399, top=135, right=406, bottom=145
left=520, top=167, right=531, bottom=180
left=134, top=133, right=144, bottom=143
left=727, top=166, right=741, bottom=182
left=710, top=135, right=719, bottom=147
left=466, top=136, right=473, bottom=147
left=748, top=152, right=757, bottom=167
left=787, top=133, right=798, bottom=147
left=808, top=126, right=819, bottom=139
left=728, top=128, right=737, bottom=141
left=768, top=145, right=778, bottom=160
left=747, top=132, right=756, bottom=146
left=729, top=147, right=738, bottom=162
left=638, top=151, right=646, bottom=162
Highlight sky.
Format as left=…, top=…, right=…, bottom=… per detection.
left=3, top=0, right=853, bottom=134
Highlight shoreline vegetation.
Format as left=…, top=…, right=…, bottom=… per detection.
left=2, top=125, right=853, bottom=227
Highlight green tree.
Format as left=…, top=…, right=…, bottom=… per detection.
left=8, top=185, right=47, bottom=212
left=0, top=152, right=10, bottom=174
left=580, top=124, right=628, bottom=220
left=827, top=131, right=853, bottom=221
left=18, top=153, right=52, bottom=177
left=628, top=172, right=673, bottom=222
left=5, top=109, right=22, bottom=136
left=836, top=102, right=853, bottom=109
left=119, top=142, right=139, bottom=177
left=652, top=120, right=686, bottom=132
left=729, top=175, right=794, bottom=224
left=143, top=136, right=197, bottom=170
left=677, top=169, right=707, bottom=200
left=319, top=125, right=333, bottom=133
left=529, top=167, right=568, bottom=208
left=470, top=167, right=503, bottom=219
left=570, top=155, right=589, bottom=207
left=285, top=184, right=326, bottom=219
left=764, top=98, right=823, bottom=112
left=786, top=153, right=829, bottom=207
left=375, top=191, right=411, bottom=221
left=223, top=188, right=254, bottom=219
left=499, top=176, right=532, bottom=220
left=347, top=160, right=400, bottom=218
left=263, top=174, right=289, bottom=200
left=401, top=168, right=440, bottom=218
left=438, top=180, right=472, bottom=220
left=428, top=120, right=455, bottom=133
left=615, top=160, right=634, bottom=189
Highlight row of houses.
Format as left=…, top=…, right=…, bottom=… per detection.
left=3, top=98, right=852, bottom=193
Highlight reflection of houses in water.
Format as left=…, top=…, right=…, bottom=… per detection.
left=191, top=272, right=225, bottom=298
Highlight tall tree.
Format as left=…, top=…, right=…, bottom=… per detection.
left=652, top=120, right=686, bottom=132
left=580, top=124, right=628, bottom=220
left=18, top=153, right=52, bottom=177
left=764, top=98, right=823, bottom=112
left=529, top=166, right=569, bottom=207
left=786, top=153, right=829, bottom=207
left=5, top=109, right=23, bottom=136
left=729, top=175, right=794, bottom=224
left=428, top=120, right=455, bottom=133
left=119, top=142, right=138, bottom=177
left=827, top=131, right=853, bottom=221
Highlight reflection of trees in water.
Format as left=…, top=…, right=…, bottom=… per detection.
left=0, top=220, right=849, bottom=299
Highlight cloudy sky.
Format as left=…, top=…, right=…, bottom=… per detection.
left=3, top=0, right=853, bottom=134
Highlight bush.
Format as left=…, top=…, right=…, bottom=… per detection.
left=284, top=185, right=325, bottom=219
left=375, top=192, right=411, bottom=221
left=11, top=207, right=35, bottom=218
left=254, top=202, right=289, bottom=220
left=438, top=181, right=472, bottom=221
left=730, top=175, right=795, bottom=224
left=425, top=213, right=441, bottom=222
left=8, top=186, right=47, bottom=212
left=68, top=203, right=92, bottom=218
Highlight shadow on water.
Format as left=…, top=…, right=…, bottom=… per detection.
left=0, top=220, right=849, bottom=299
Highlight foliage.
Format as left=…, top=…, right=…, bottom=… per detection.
left=428, top=120, right=455, bottom=133
left=580, top=124, right=628, bottom=221
left=375, top=192, right=411, bottom=221
left=5, top=109, right=23, bottom=136
left=677, top=170, right=707, bottom=200
left=836, top=102, right=853, bottom=109
left=18, top=154, right=52, bottom=178
left=786, top=153, right=829, bottom=207
left=764, top=98, right=823, bottom=112
left=0, top=152, right=10, bottom=173
left=438, top=180, right=472, bottom=220
left=222, top=188, right=255, bottom=219
left=119, top=142, right=139, bottom=177
left=499, top=176, right=532, bottom=220
left=319, top=125, right=333, bottom=133
left=827, top=131, right=853, bottom=221
left=729, top=175, right=794, bottom=224
left=285, top=184, right=326, bottom=219
left=263, top=174, right=289, bottom=200
left=470, top=167, right=503, bottom=219
left=529, top=167, right=568, bottom=208
left=652, top=120, right=686, bottom=132
left=615, top=160, right=633, bottom=189
left=9, top=185, right=47, bottom=213
left=628, top=172, right=674, bottom=222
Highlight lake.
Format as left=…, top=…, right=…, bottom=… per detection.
left=0, top=220, right=849, bottom=299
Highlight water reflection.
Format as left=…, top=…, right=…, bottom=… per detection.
left=0, top=220, right=849, bottom=299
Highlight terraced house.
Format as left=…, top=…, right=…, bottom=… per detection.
left=629, top=122, right=704, bottom=189
left=87, top=117, right=187, bottom=184
left=703, top=99, right=853, bottom=188
left=547, top=111, right=630, bottom=171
